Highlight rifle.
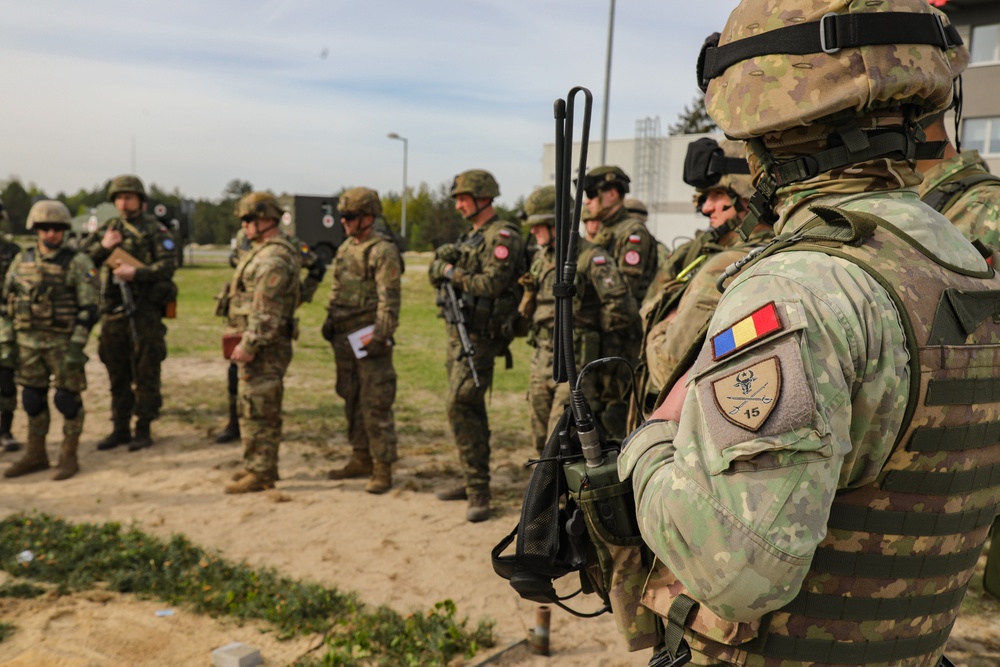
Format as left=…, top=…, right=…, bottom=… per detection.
left=108, top=220, right=140, bottom=351
left=439, top=280, right=480, bottom=388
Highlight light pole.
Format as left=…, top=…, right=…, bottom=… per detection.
left=387, top=132, right=408, bottom=241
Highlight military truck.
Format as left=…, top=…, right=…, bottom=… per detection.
left=277, top=195, right=345, bottom=266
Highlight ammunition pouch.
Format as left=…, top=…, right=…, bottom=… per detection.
left=214, top=283, right=232, bottom=318
left=146, top=278, right=179, bottom=315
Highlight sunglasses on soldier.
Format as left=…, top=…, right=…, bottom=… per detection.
left=240, top=214, right=258, bottom=224
left=340, top=212, right=361, bottom=221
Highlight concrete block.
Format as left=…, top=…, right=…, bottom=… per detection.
left=211, top=642, right=263, bottom=667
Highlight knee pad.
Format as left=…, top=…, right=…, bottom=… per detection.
left=228, top=362, right=239, bottom=396
left=0, top=368, right=15, bottom=398
left=54, top=388, right=82, bottom=419
left=22, top=386, right=48, bottom=417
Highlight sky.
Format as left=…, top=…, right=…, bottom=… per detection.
left=1, top=0, right=739, bottom=207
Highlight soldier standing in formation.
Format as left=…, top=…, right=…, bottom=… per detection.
left=82, top=174, right=176, bottom=452
left=917, top=114, right=1000, bottom=601
left=323, top=188, right=402, bottom=494
left=519, top=185, right=637, bottom=454
left=223, top=192, right=300, bottom=493
left=215, top=223, right=326, bottom=444
left=2, top=201, right=98, bottom=481
left=617, top=2, right=992, bottom=664
left=429, top=169, right=525, bottom=522
left=579, top=166, right=656, bottom=440
left=0, top=198, right=22, bottom=452
left=633, top=139, right=772, bottom=424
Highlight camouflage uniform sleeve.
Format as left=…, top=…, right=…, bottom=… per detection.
left=134, top=223, right=177, bottom=283
left=619, top=251, right=909, bottom=623
left=298, top=244, right=325, bottom=304
left=69, top=253, right=100, bottom=346
left=371, top=241, right=403, bottom=342
left=615, top=222, right=657, bottom=297
left=585, top=251, right=638, bottom=334
left=242, top=247, right=297, bottom=354
left=452, top=226, right=524, bottom=298
left=0, top=254, right=20, bottom=345
left=80, top=222, right=113, bottom=267
left=947, top=194, right=1000, bottom=249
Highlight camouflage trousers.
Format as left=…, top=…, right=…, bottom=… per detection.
left=17, top=340, right=87, bottom=439
left=238, top=338, right=292, bottom=478
left=528, top=342, right=569, bottom=454
left=445, top=332, right=503, bottom=494
left=98, top=310, right=167, bottom=429
left=332, top=334, right=398, bottom=465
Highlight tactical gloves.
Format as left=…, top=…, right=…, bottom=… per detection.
left=435, top=243, right=461, bottom=264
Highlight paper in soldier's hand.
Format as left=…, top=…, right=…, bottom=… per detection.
left=106, top=247, right=146, bottom=269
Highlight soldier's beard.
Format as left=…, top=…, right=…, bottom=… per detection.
left=41, top=239, right=61, bottom=250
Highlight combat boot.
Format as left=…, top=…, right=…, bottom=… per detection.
left=215, top=396, right=240, bottom=444
left=4, top=434, right=49, bottom=478
left=96, top=427, right=131, bottom=451
left=327, top=451, right=373, bottom=480
left=224, top=471, right=276, bottom=494
left=365, top=462, right=392, bottom=495
left=128, top=420, right=153, bottom=452
left=0, top=410, right=20, bottom=452
left=466, top=493, right=491, bottom=523
left=52, top=434, right=80, bottom=481
left=435, top=484, right=468, bottom=501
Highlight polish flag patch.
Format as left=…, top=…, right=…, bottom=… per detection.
left=494, top=245, right=509, bottom=260
left=592, top=255, right=607, bottom=265
left=624, top=250, right=640, bottom=265
left=499, top=229, right=511, bottom=238
left=628, top=234, right=642, bottom=243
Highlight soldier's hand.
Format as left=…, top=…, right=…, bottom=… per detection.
left=112, top=262, right=137, bottom=282
left=101, top=227, right=123, bottom=250
left=65, top=342, right=88, bottom=372
left=0, top=343, right=16, bottom=370
left=230, top=343, right=254, bottom=363
left=428, top=259, right=450, bottom=285
left=435, top=243, right=460, bottom=264
left=518, top=272, right=535, bottom=291
left=321, top=314, right=336, bottom=342
left=363, top=337, right=391, bottom=358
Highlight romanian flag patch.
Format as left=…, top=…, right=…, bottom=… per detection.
left=711, top=302, right=783, bottom=360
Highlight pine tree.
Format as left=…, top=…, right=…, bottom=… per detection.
left=668, top=92, right=718, bottom=136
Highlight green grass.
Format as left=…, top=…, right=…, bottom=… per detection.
left=0, top=513, right=493, bottom=663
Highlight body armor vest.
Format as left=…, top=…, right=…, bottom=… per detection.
left=673, top=220, right=1000, bottom=666
left=453, top=218, right=524, bottom=338
left=528, top=246, right=557, bottom=342
left=228, top=236, right=299, bottom=330
left=327, top=234, right=384, bottom=332
left=9, top=247, right=79, bottom=333
left=921, top=172, right=1000, bottom=214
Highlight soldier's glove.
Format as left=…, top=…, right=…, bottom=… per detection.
left=517, top=271, right=535, bottom=292
left=0, top=343, right=17, bottom=370
left=518, top=289, right=537, bottom=320
left=435, top=243, right=461, bottom=264
left=428, top=259, right=451, bottom=286
left=362, top=336, right=391, bottom=358
left=321, top=313, right=337, bottom=342
left=65, top=342, right=88, bottom=373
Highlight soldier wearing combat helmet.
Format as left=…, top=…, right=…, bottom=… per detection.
left=429, top=169, right=525, bottom=522
left=323, top=187, right=402, bottom=494
left=82, top=174, right=176, bottom=452
left=614, top=2, right=991, bottom=665
left=0, top=197, right=22, bottom=452
left=518, top=186, right=637, bottom=454
left=2, top=201, right=99, bottom=481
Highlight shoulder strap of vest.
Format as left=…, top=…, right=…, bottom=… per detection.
left=921, top=172, right=1000, bottom=213
left=21, top=246, right=76, bottom=268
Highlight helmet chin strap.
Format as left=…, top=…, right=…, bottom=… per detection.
left=464, top=198, right=491, bottom=222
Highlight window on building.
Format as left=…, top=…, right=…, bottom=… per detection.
left=970, top=24, right=1000, bottom=64
left=962, top=117, right=1000, bottom=156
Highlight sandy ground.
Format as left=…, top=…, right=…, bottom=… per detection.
left=0, top=354, right=997, bottom=667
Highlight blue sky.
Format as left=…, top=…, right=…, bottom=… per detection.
left=1, top=1, right=738, bottom=205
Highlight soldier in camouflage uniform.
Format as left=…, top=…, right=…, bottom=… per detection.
left=429, top=169, right=525, bottom=522
left=215, top=225, right=326, bottom=444
left=519, top=186, right=637, bottom=454
left=82, top=175, right=176, bottom=452
left=614, top=2, right=995, bottom=664
left=632, top=139, right=773, bottom=428
left=917, top=115, right=1000, bottom=600
left=2, top=201, right=99, bottom=481
left=0, top=198, right=21, bottom=452
left=579, top=166, right=655, bottom=440
left=222, top=192, right=300, bottom=494
left=322, top=188, right=402, bottom=494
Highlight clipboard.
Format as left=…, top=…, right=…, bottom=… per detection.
left=106, top=247, right=147, bottom=269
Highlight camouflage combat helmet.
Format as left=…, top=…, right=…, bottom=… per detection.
left=107, top=174, right=147, bottom=202
left=235, top=192, right=284, bottom=221
left=338, top=187, right=382, bottom=217
left=450, top=169, right=500, bottom=200
left=579, top=165, right=630, bottom=197
left=701, top=0, right=967, bottom=139
left=26, top=200, right=73, bottom=229
left=522, top=186, right=559, bottom=229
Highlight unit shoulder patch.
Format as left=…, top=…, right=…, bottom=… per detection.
left=624, top=250, right=640, bottom=265
left=712, top=356, right=781, bottom=431
left=494, top=245, right=509, bottom=260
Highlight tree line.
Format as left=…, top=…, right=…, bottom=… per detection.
left=0, top=177, right=523, bottom=252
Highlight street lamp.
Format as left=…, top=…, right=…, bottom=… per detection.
left=387, top=132, right=408, bottom=241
